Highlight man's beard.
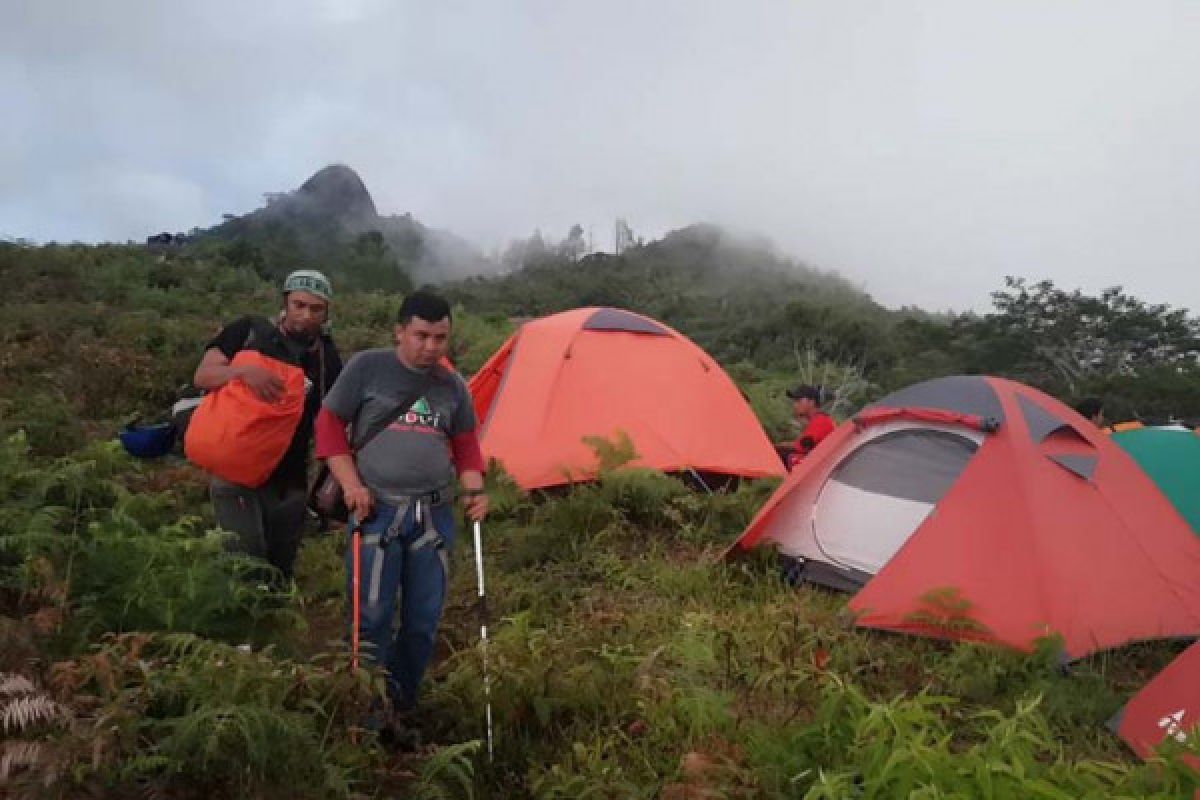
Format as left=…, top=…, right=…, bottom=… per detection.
left=283, top=322, right=317, bottom=345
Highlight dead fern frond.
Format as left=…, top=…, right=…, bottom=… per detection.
left=0, top=740, right=45, bottom=782
left=0, top=673, right=36, bottom=695
left=1, top=693, right=67, bottom=734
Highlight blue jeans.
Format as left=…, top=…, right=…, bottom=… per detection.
left=347, top=500, right=456, bottom=709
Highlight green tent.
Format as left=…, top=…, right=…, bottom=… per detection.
left=1113, top=427, right=1200, bottom=537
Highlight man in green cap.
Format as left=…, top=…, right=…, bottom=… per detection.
left=193, top=270, right=343, bottom=582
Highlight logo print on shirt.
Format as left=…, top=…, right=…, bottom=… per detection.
left=399, top=396, right=442, bottom=430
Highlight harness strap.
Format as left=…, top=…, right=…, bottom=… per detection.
left=409, top=496, right=445, bottom=552
left=377, top=486, right=452, bottom=509
left=409, top=498, right=449, bottom=608
left=362, top=531, right=386, bottom=608
left=363, top=497, right=447, bottom=607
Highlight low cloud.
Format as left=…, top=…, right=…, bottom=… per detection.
left=4, top=1, right=1200, bottom=311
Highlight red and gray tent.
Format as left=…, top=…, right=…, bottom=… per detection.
left=1112, top=641, right=1200, bottom=770
left=728, top=375, right=1200, bottom=658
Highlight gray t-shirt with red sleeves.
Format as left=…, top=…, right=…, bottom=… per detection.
left=322, top=348, right=477, bottom=498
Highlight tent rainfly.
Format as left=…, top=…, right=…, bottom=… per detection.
left=469, top=307, right=785, bottom=490
left=729, top=375, right=1200, bottom=659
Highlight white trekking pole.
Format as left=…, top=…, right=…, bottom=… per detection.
left=472, top=519, right=495, bottom=761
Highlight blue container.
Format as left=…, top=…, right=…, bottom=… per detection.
left=119, top=423, right=177, bottom=459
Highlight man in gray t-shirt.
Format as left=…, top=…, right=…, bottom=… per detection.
left=315, top=290, right=488, bottom=726
left=322, top=348, right=476, bottom=501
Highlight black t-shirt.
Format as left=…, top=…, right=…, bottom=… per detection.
left=207, top=316, right=342, bottom=487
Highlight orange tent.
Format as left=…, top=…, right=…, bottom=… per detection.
left=469, top=307, right=785, bottom=489
left=1113, top=641, right=1200, bottom=771
left=728, top=375, right=1200, bottom=659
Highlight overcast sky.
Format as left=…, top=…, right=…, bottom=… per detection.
left=3, top=1, right=1199, bottom=311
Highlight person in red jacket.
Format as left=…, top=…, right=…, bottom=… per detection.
left=787, top=384, right=835, bottom=468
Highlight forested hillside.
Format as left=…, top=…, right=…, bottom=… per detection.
left=181, top=165, right=490, bottom=293
left=140, top=161, right=1200, bottom=427
left=447, top=225, right=1200, bottom=426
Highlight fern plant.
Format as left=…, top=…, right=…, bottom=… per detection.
left=414, top=739, right=481, bottom=800
left=0, top=671, right=71, bottom=788
left=37, top=633, right=379, bottom=798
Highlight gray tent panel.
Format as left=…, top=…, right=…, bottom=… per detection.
left=868, top=376, right=1005, bottom=422
left=830, top=429, right=979, bottom=504
left=1018, top=394, right=1074, bottom=442
left=1048, top=453, right=1098, bottom=481
left=582, top=308, right=669, bottom=335
left=783, top=556, right=873, bottom=592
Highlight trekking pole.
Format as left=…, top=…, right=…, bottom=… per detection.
left=351, top=523, right=362, bottom=671
left=472, top=519, right=495, bottom=761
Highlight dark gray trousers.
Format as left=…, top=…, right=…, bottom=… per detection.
left=210, top=476, right=307, bottom=582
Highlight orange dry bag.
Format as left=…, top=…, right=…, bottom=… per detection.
left=184, top=350, right=307, bottom=487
